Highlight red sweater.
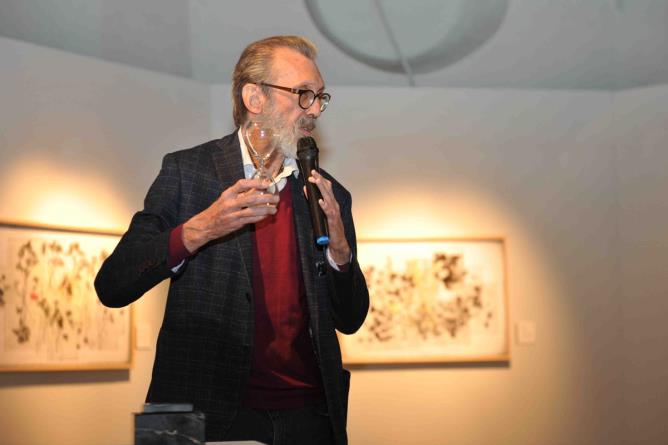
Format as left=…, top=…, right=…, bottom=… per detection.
left=244, top=181, right=323, bottom=409
left=167, top=182, right=324, bottom=408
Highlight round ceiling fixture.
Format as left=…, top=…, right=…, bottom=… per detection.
left=306, top=0, right=509, bottom=75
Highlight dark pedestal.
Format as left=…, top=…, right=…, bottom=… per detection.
left=135, top=410, right=205, bottom=445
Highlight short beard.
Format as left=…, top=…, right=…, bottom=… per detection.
left=275, top=123, right=299, bottom=159
left=262, top=101, right=316, bottom=159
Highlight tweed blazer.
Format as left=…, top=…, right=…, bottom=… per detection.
left=95, top=132, right=369, bottom=443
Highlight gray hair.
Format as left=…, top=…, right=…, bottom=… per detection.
left=231, top=35, right=318, bottom=127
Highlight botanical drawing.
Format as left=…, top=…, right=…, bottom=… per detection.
left=0, top=226, right=128, bottom=369
left=342, top=240, right=508, bottom=363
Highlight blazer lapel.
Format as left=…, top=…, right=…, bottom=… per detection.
left=212, top=133, right=245, bottom=190
left=212, top=133, right=254, bottom=287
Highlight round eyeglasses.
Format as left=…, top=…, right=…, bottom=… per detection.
left=260, top=82, right=331, bottom=112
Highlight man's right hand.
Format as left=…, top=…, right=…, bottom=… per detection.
left=182, top=178, right=279, bottom=252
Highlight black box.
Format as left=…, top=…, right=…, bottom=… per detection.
left=134, top=404, right=205, bottom=445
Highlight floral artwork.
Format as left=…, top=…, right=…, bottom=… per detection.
left=341, top=239, right=509, bottom=364
left=0, top=223, right=129, bottom=371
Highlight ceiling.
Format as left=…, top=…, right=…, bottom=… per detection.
left=1, top=0, right=667, bottom=90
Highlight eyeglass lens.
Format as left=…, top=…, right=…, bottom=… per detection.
left=299, top=90, right=330, bottom=112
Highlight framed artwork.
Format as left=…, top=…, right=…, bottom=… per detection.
left=341, top=238, right=510, bottom=364
left=0, top=221, right=131, bottom=371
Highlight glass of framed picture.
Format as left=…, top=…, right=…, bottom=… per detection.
left=341, top=237, right=510, bottom=364
left=0, top=221, right=130, bottom=371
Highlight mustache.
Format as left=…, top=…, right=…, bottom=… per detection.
left=298, top=116, right=316, bottom=132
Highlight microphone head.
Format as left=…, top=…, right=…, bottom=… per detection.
left=297, top=137, right=318, bottom=160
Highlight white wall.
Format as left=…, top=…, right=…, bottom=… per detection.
left=311, top=87, right=624, bottom=445
left=1, top=36, right=666, bottom=445
left=612, top=85, right=668, bottom=443
left=0, top=37, right=211, bottom=445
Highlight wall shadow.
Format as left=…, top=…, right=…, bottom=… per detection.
left=347, top=360, right=511, bottom=372
left=0, top=369, right=130, bottom=387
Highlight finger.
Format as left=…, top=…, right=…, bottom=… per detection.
left=225, top=203, right=277, bottom=224
left=237, top=193, right=279, bottom=209
left=308, top=169, right=330, bottom=192
left=308, top=170, right=336, bottom=204
left=237, top=191, right=279, bottom=209
left=311, top=187, right=339, bottom=222
left=237, top=203, right=279, bottom=220
left=229, top=178, right=272, bottom=196
left=222, top=210, right=277, bottom=233
left=317, top=197, right=328, bottom=212
left=317, top=196, right=338, bottom=216
left=239, top=210, right=277, bottom=224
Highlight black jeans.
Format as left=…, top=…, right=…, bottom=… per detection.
left=223, top=403, right=334, bottom=445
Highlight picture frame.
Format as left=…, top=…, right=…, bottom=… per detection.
left=0, top=220, right=131, bottom=372
left=341, top=237, right=510, bottom=364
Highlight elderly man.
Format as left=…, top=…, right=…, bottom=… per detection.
left=95, top=35, right=369, bottom=445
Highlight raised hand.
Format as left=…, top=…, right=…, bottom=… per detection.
left=307, top=170, right=351, bottom=265
left=182, top=178, right=279, bottom=252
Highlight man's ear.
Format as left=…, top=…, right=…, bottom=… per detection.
left=242, top=83, right=264, bottom=114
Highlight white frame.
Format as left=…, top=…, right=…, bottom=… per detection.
left=341, top=237, right=510, bottom=364
left=0, top=221, right=131, bottom=372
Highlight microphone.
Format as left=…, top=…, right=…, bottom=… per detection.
left=297, top=137, right=329, bottom=246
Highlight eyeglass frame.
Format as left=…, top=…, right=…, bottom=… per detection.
left=259, top=82, right=331, bottom=112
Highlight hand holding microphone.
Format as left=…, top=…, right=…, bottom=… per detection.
left=297, top=137, right=329, bottom=246
left=297, top=137, right=352, bottom=266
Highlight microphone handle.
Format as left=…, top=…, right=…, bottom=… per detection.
left=304, top=174, right=329, bottom=246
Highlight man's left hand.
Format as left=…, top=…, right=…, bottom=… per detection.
left=307, top=170, right=351, bottom=266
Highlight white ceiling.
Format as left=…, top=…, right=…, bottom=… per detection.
left=1, top=0, right=667, bottom=90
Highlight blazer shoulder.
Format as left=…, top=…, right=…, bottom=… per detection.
left=165, top=137, right=224, bottom=161
left=163, top=133, right=237, bottom=169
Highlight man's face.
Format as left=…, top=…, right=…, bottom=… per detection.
left=261, top=47, right=325, bottom=159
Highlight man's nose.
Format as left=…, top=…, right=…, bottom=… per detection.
left=306, top=97, right=322, bottom=118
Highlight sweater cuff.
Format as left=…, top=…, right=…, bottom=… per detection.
left=168, top=224, right=192, bottom=268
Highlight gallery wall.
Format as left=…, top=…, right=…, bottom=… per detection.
left=0, top=37, right=211, bottom=445
left=1, top=36, right=666, bottom=444
left=611, top=86, right=668, bottom=442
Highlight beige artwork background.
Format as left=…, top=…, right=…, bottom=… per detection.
left=0, top=222, right=130, bottom=371
left=341, top=238, right=509, bottom=364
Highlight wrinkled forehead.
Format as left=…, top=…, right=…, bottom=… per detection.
left=269, top=47, right=325, bottom=91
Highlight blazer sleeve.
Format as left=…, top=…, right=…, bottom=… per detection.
left=95, top=152, right=182, bottom=308
left=327, top=187, right=370, bottom=335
